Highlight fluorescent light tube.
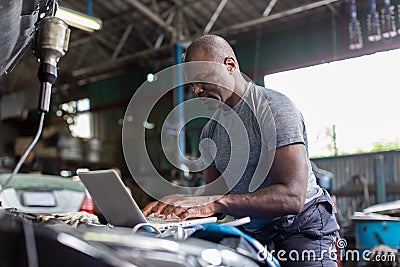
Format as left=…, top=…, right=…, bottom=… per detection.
left=56, top=6, right=102, bottom=32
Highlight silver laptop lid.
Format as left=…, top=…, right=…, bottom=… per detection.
left=78, top=169, right=147, bottom=227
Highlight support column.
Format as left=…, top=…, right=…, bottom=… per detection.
left=174, top=44, right=185, bottom=166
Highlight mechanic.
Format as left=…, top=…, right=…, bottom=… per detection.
left=143, top=34, right=340, bottom=266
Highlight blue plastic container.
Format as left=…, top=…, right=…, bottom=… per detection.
left=355, top=220, right=400, bottom=250
left=352, top=220, right=400, bottom=266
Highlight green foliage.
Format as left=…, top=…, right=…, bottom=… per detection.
left=311, top=140, right=400, bottom=159
left=347, top=140, right=400, bottom=155
left=369, top=140, right=400, bottom=152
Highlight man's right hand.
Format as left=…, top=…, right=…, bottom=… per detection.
left=142, top=194, right=187, bottom=217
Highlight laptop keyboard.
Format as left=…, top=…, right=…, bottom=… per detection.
left=146, top=215, right=179, bottom=224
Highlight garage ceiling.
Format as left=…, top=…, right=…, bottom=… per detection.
left=0, top=0, right=343, bottom=95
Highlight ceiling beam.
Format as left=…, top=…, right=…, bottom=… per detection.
left=212, top=0, right=340, bottom=35
left=70, top=36, right=92, bottom=48
left=326, top=3, right=340, bottom=17
left=71, top=0, right=341, bottom=81
left=176, top=7, right=185, bottom=41
left=203, top=0, right=228, bottom=34
left=155, top=11, right=176, bottom=49
left=125, top=0, right=176, bottom=34
left=112, top=24, right=134, bottom=60
left=69, top=24, right=128, bottom=48
left=182, top=7, right=203, bottom=34
left=70, top=23, right=150, bottom=50
left=94, top=35, right=116, bottom=52
left=72, top=44, right=171, bottom=78
left=263, top=0, right=278, bottom=17
left=138, top=30, right=154, bottom=48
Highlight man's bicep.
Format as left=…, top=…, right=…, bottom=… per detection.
left=268, top=143, right=308, bottom=201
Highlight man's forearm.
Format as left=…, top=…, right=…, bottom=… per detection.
left=215, top=184, right=305, bottom=219
left=194, top=175, right=229, bottom=196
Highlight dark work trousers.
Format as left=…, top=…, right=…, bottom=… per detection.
left=252, top=189, right=340, bottom=267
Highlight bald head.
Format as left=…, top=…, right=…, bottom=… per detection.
left=184, top=35, right=238, bottom=65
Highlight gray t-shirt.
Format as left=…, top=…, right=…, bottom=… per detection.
left=200, top=82, right=322, bottom=233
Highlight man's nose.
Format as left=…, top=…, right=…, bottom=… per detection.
left=192, top=83, right=204, bottom=96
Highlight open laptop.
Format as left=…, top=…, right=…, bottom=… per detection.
left=78, top=169, right=217, bottom=231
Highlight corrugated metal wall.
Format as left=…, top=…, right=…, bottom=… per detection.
left=312, top=151, right=400, bottom=218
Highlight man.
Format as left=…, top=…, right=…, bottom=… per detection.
left=143, top=35, right=340, bottom=266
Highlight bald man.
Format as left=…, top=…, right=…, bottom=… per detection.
left=143, top=35, right=340, bottom=266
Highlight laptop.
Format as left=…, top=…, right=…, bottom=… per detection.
left=78, top=169, right=217, bottom=231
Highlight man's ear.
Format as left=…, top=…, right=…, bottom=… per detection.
left=224, top=57, right=237, bottom=73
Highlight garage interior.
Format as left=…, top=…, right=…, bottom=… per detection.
left=1, top=0, right=400, bottom=266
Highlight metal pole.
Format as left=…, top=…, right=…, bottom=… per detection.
left=174, top=44, right=185, bottom=168
left=87, top=0, right=93, bottom=16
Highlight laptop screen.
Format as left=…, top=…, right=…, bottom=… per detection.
left=78, top=169, right=147, bottom=227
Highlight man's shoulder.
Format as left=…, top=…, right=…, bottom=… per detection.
left=247, top=83, right=297, bottom=115
left=252, top=83, right=292, bottom=103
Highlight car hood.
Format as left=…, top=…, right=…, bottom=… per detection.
left=0, top=173, right=85, bottom=192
